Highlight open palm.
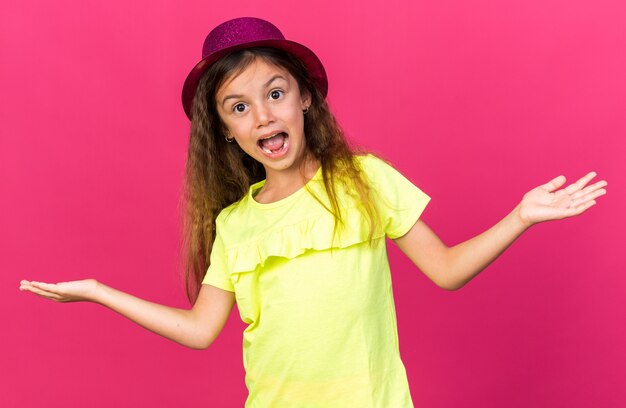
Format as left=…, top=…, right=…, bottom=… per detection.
left=19, top=279, right=100, bottom=302
left=518, top=171, right=607, bottom=227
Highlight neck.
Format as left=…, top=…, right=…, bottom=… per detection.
left=256, top=156, right=321, bottom=203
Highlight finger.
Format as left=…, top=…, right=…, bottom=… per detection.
left=34, top=291, right=63, bottom=301
left=29, top=281, right=58, bottom=292
left=568, top=199, right=596, bottom=216
left=19, top=282, right=38, bottom=291
left=570, top=188, right=607, bottom=207
left=570, top=180, right=607, bottom=200
left=21, top=285, right=63, bottom=301
left=21, top=281, right=61, bottom=296
left=571, top=180, right=608, bottom=200
left=565, top=171, right=597, bottom=195
left=541, top=175, right=567, bottom=193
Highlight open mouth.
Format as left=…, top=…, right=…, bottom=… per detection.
left=257, top=132, right=289, bottom=156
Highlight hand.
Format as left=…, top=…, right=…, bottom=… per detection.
left=517, top=171, right=607, bottom=228
left=19, top=279, right=101, bottom=303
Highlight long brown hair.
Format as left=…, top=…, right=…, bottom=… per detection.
left=181, top=47, right=379, bottom=304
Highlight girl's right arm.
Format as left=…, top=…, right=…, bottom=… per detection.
left=19, top=279, right=236, bottom=350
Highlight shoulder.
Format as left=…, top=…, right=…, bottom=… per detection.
left=353, top=153, right=407, bottom=185
left=354, top=152, right=382, bottom=167
left=214, top=196, right=249, bottom=229
left=354, top=152, right=400, bottom=173
left=355, top=152, right=430, bottom=206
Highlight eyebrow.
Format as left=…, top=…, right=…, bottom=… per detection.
left=221, top=74, right=287, bottom=107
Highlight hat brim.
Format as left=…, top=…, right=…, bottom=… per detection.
left=181, top=39, right=328, bottom=120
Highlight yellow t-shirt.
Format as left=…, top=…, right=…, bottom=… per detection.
left=203, top=154, right=431, bottom=407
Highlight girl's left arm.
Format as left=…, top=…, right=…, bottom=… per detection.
left=394, top=171, right=607, bottom=291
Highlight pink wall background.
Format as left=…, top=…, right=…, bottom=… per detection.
left=2, top=0, right=624, bottom=407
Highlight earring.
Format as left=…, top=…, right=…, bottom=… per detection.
left=225, top=133, right=234, bottom=143
left=303, top=106, right=309, bottom=115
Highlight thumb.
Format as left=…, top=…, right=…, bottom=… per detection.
left=540, top=175, right=567, bottom=193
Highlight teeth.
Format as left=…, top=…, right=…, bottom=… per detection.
left=261, top=132, right=283, bottom=140
left=259, top=134, right=289, bottom=155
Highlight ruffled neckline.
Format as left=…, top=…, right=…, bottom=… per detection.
left=226, top=204, right=381, bottom=274
left=222, top=155, right=386, bottom=275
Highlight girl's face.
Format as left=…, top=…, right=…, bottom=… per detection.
left=215, top=58, right=311, bottom=179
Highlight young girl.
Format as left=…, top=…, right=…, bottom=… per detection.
left=20, top=17, right=607, bottom=407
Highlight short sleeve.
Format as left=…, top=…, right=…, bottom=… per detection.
left=361, top=154, right=431, bottom=239
left=202, top=229, right=235, bottom=292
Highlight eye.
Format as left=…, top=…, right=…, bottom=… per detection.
left=269, top=90, right=284, bottom=100
left=232, top=103, right=247, bottom=114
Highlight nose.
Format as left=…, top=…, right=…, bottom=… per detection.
left=254, top=101, right=275, bottom=127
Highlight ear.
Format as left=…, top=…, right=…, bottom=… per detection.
left=300, top=89, right=312, bottom=110
left=219, top=121, right=231, bottom=137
